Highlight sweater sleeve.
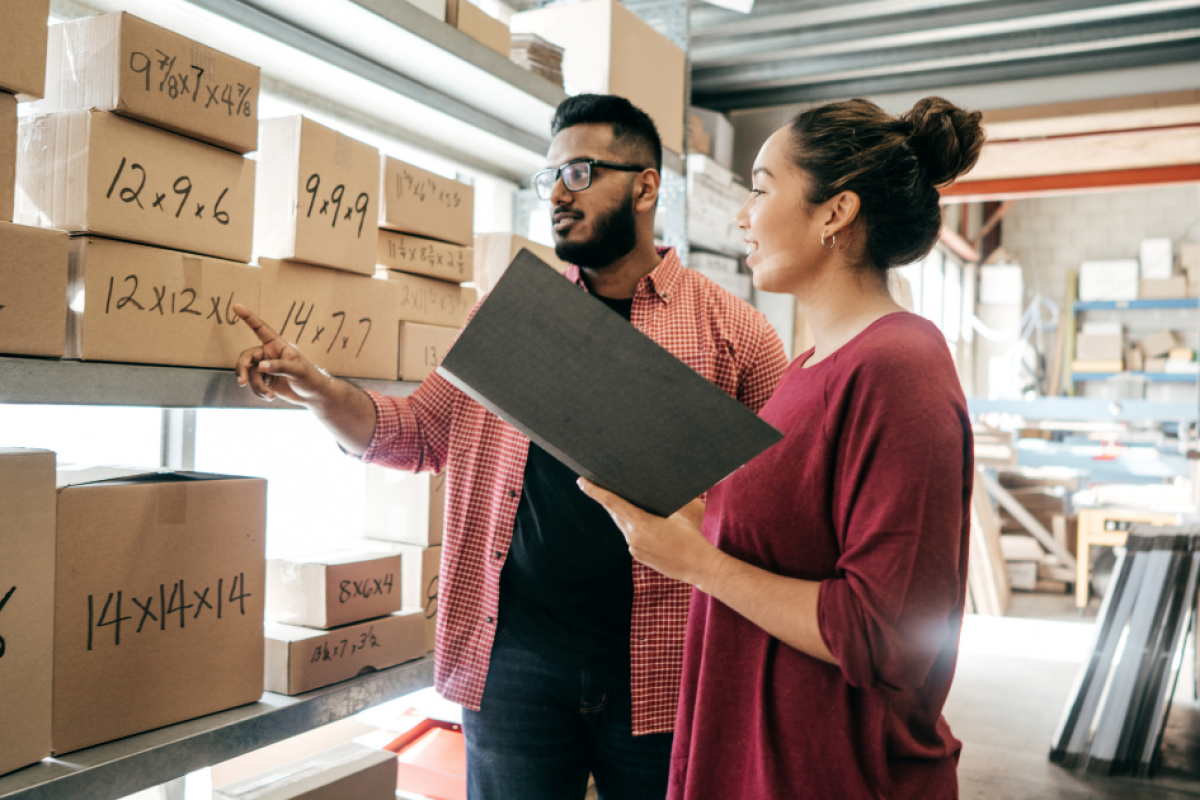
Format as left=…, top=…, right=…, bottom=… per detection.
left=816, top=340, right=971, bottom=691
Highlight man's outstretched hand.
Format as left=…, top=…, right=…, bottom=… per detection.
left=232, top=303, right=332, bottom=406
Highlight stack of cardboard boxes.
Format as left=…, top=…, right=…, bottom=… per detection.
left=687, top=154, right=751, bottom=255
left=509, top=33, right=565, bottom=88
left=16, top=12, right=262, bottom=370
left=1078, top=238, right=1200, bottom=303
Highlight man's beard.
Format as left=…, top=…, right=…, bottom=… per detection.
left=554, top=193, right=638, bottom=269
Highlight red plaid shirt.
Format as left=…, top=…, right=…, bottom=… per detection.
left=358, top=248, right=787, bottom=734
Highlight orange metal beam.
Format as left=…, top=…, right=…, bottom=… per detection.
left=941, top=164, right=1200, bottom=203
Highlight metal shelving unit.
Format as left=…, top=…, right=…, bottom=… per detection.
left=1073, top=371, right=1199, bottom=383
left=1074, top=299, right=1200, bottom=311
left=0, top=656, right=434, bottom=800
left=968, top=397, right=1199, bottom=422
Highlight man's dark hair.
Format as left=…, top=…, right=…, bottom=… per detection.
left=551, top=94, right=662, bottom=173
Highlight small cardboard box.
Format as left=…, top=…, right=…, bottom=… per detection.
left=474, top=233, right=569, bottom=295
left=364, top=468, right=446, bottom=547
left=266, top=550, right=402, bottom=630
left=1169, top=347, right=1195, bottom=362
left=397, top=544, right=440, bottom=652
left=1, top=92, right=15, bottom=222
left=1075, top=333, right=1124, bottom=362
left=67, top=237, right=261, bottom=368
left=1140, top=276, right=1188, bottom=299
left=511, top=0, right=687, bottom=154
left=381, top=269, right=477, bottom=328
left=0, top=221, right=68, bottom=358
left=255, top=116, right=380, bottom=275
left=399, top=322, right=460, bottom=382
left=1078, top=260, right=1139, bottom=302
left=689, top=106, right=734, bottom=170
left=1145, top=357, right=1169, bottom=373
left=258, top=258, right=402, bottom=380
left=0, top=0, right=49, bottom=99
left=1141, top=329, right=1179, bottom=358
left=16, top=109, right=255, bottom=262
left=214, top=743, right=398, bottom=800
left=378, top=230, right=473, bottom=284
left=0, top=449, right=55, bottom=777
left=379, top=156, right=474, bottom=247
left=1126, top=345, right=1144, bottom=372
left=263, top=611, right=426, bottom=695
left=447, top=0, right=512, bottom=56
left=53, top=467, right=266, bottom=754
left=40, top=13, right=259, bottom=154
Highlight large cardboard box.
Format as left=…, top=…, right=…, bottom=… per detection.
left=0, top=221, right=68, bottom=358
left=16, top=110, right=255, bottom=261
left=263, top=611, right=427, bottom=695
left=0, top=0, right=49, bottom=99
left=1075, top=333, right=1123, bottom=362
left=66, top=237, right=260, bottom=368
left=447, top=0, right=512, bottom=57
left=0, top=449, right=55, bottom=777
left=1141, top=329, right=1180, bottom=358
left=397, top=544, right=440, bottom=652
left=379, top=156, right=473, bottom=247
left=40, top=13, right=260, bottom=154
left=365, top=468, right=445, bottom=547
left=258, top=258, right=402, bottom=380
left=398, top=322, right=460, bottom=382
left=53, top=467, right=266, bottom=754
left=265, top=550, right=402, bottom=630
left=255, top=116, right=380, bottom=275
left=511, top=0, right=687, bottom=154
left=474, top=232, right=569, bottom=295
left=380, top=269, right=477, bottom=328
left=378, top=230, right=473, bottom=284
left=214, top=743, right=397, bottom=800
left=1, top=92, right=15, bottom=222
left=1140, top=276, right=1188, bottom=299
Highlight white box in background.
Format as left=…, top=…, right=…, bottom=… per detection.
left=365, top=467, right=445, bottom=547
left=688, top=107, right=735, bottom=170
left=978, top=264, right=1023, bottom=305
left=1079, top=260, right=1140, bottom=302
left=1139, top=238, right=1173, bottom=280
left=689, top=252, right=739, bottom=274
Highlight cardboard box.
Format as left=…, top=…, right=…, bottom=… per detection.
left=67, top=237, right=261, bottom=368
left=210, top=718, right=378, bottom=787
left=379, top=156, right=474, bottom=247
left=1126, top=345, right=1144, bottom=373
left=397, top=544, right=440, bottom=652
left=53, top=466, right=266, bottom=754
left=378, top=230, right=473, bottom=283
left=1078, top=260, right=1139, bottom=302
left=1145, top=357, right=1169, bottom=373
left=1075, top=332, right=1124, bottom=362
left=380, top=269, right=477, bottom=328
left=258, top=258, right=402, bottom=380
left=214, top=743, right=397, bottom=800
left=263, top=611, right=426, bottom=695
left=399, top=322, right=460, bottom=382
left=255, top=116, right=380, bottom=275
left=1140, top=329, right=1179, bottom=358
left=0, top=449, right=55, bottom=777
left=1140, top=276, right=1187, bottom=299
left=1071, top=359, right=1122, bottom=373
left=447, top=0, right=512, bottom=57
left=16, top=109, right=255, bottom=261
left=1139, top=237, right=1173, bottom=280
left=266, top=550, right=402, bottom=630
left=512, top=0, right=687, bottom=154
left=688, top=107, right=734, bottom=170
left=1169, top=347, right=1195, bottom=362
left=1, top=92, right=14, bottom=222
left=0, top=221, right=68, bottom=357
left=39, top=13, right=259, bottom=154
left=0, top=0, right=49, bottom=99
left=365, top=468, right=445, bottom=547
left=474, top=232, right=569, bottom=294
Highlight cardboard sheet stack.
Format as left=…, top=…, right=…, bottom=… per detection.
left=263, top=550, right=426, bottom=695
left=14, top=12, right=262, bottom=370
left=686, top=154, right=750, bottom=255
left=0, top=0, right=70, bottom=363
left=509, top=33, right=564, bottom=88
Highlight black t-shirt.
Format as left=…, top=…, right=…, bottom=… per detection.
left=498, top=293, right=636, bottom=670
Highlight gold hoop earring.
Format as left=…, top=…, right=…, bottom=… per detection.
left=821, top=232, right=836, bottom=249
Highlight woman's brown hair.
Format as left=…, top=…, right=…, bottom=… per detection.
left=788, top=96, right=985, bottom=271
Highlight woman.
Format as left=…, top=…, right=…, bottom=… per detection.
left=580, top=96, right=984, bottom=799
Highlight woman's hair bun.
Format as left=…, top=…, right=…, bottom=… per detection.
left=900, top=97, right=985, bottom=187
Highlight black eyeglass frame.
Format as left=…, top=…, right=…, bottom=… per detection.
left=531, top=158, right=649, bottom=200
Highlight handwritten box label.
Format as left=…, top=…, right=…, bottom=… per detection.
left=0, top=222, right=68, bottom=358
left=16, top=109, right=256, bottom=262
left=259, top=258, right=401, bottom=380
left=265, top=551, right=402, bottom=630
left=41, top=12, right=260, bottom=153
left=264, top=611, right=426, bottom=695
left=398, top=322, right=459, bottom=383
left=255, top=116, right=380, bottom=276
left=396, top=543, right=440, bottom=652
left=364, top=468, right=446, bottom=547
left=0, top=449, right=55, bottom=777
left=379, top=156, right=474, bottom=247
left=378, top=230, right=473, bottom=284
left=67, top=237, right=261, bottom=368
left=53, top=470, right=266, bottom=754
left=382, top=269, right=478, bottom=329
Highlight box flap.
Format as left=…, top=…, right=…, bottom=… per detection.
left=56, top=465, right=260, bottom=489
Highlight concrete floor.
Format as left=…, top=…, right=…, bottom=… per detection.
left=950, top=592, right=1200, bottom=799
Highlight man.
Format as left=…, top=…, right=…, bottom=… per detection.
left=234, top=95, right=788, bottom=799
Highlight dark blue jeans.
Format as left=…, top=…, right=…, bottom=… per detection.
left=461, top=626, right=673, bottom=800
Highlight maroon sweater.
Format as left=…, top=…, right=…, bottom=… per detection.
left=668, top=313, right=972, bottom=800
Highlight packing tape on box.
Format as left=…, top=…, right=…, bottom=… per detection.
left=219, top=745, right=379, bottom=799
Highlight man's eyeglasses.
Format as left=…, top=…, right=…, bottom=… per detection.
left=532, top=159, right=647, bottom=200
